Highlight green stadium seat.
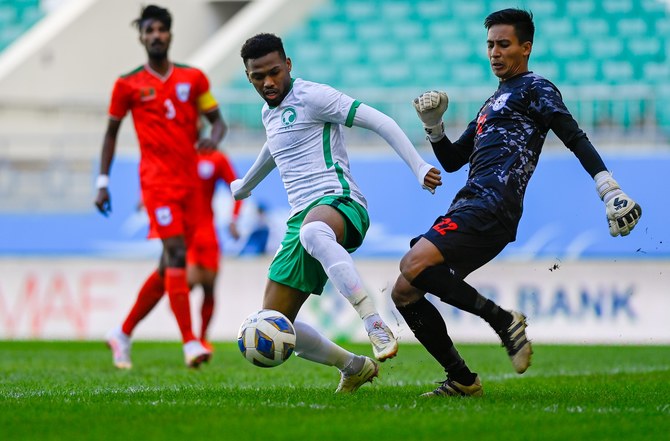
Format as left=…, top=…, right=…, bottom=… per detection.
left=564, top=60, right=599, bottom=83
left=451, top=2, right=486, bottom=17
left=525, top=0, right=559, bottom=16
left=330, top=43, right=363, bottom=64
left=627, top=37, right=662, bottom=58
left=220, top=0, right=670, bottom=132
left=403, top=42, right=435, bottom=62
left=642, top=61, right=669, bottom=83
left=390, top=22, right=423, bottom=40
left=427, top=21, right=462, bottom=40
left=340, top=66, right=375, bottom=86
left=603, top=0, right=634, bottom=15
left=566, top=0, right=596, bottom=16
left=601, top=61, right=635, bottom=84
left=318, top=22, right=350, bottom=41
left=550, top=39, right=587, bottom=60
left=365, top=41, right=401, bottom=63
left=531, top=62, right=560, bottom=80
left=415, top=1, right=449, bottom=19
left=589, top=39, right=623, bottom=59
left=440, top=40, right=475, bottom=61
left=450, top=62, right=487, bottom=85
left=378, top=62, right=412, bottom=86
left=379, top=2, right=412, bottom=20
left=289, top=42, right=326, bottom=62
left=353, top=21, right=386, bottom=41
left=576, top=18, right=609, bottom=38
left=540, top=18, right=573, bottom=37
left=0, top=6, right=17, bottom=23
left=616, top=18, right=648, bottom=36
left=343, top=1, right=376, bottom=20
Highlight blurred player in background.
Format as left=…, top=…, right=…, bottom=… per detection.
left=94, top=4, right=226, bottom=369
left=232, top=33, right=442, bottom=393
left=188, top=149, right=242, bottom=353
left=391, top=8, right=643, bottom=398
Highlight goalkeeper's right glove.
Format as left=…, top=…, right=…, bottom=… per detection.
left=594, top=171, right=642, bottom=237
left=413, top=91, right=448, bottom=142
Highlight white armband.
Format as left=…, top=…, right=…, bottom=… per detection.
left=96, top=175, right=110, bottom=189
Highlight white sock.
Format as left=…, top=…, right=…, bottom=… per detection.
left=293, top=320, right=354, bottom=370
left=300, top=221, right=382, bottom=330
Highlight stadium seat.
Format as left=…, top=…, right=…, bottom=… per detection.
left=219, top=0, right=670, bottom=133
left=0, top=0, right=43, bottom=52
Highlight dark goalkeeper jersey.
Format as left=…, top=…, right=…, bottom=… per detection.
left=432, top=71, right=606, bottom=239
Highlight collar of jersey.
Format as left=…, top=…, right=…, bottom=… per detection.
left=268, top=78, right=295, bottom=109
left=144, top=62, right=174, bottom=82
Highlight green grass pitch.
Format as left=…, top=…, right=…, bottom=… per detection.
left=1, top=341, right=668, bottom=440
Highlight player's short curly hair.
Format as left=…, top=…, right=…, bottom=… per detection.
left=133, top=4, right=172, bottom=31
left=240, top=33, right=287, bottom=65
left=484, top=8, right=534, bottom=44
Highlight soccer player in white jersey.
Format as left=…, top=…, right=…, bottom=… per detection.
left=232, top=33, right=442, bottom=393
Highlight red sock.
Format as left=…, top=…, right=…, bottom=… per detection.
left=122, top=270, right=164, bottom=335
left=165, top=267, right=196, bottom=343
left=200, top=294, right=215, bottom=341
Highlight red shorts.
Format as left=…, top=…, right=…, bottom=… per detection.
left=143, top=186, right=203, bottom=244
left=187, top=221, right=220, bottom=271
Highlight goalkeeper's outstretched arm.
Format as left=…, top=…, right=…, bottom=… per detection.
left=551, top=113, right=642, bottom=237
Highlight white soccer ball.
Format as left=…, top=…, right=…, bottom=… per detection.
left=237, top=309, right=296, bottom=367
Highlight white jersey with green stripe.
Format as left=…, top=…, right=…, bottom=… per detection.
left=261, top=78, right=367, bottom=216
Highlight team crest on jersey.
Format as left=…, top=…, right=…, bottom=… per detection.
left=176, top=83, right=191, bottom=102
left=281, top=107, right=297, bottom=127
left=155, top=206, right=173, bottom=226
left=491, top=93, right=511, bottom=111
left=140, top=87, right=156, bottom=101
left=198, top=160, right=215, bottom=179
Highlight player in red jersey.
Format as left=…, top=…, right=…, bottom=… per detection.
left=188, top=149, right=243, bottom=353
left=95, top=4, right=226, bottom=369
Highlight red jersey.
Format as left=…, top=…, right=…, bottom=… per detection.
left=108, top=63, right=219, bottom=189
left=196, top=150, right=242, bottom=225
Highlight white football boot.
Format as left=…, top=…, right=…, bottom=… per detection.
left=106, top=326, right=132, bottom=369
left=335, top=356, right=379, bottom=393
left=367, top=321, right=398, bottom=362
left=183, top=340, right=212, bottom=368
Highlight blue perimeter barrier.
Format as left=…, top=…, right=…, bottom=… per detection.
left=0, top=152, right=667, bottom=259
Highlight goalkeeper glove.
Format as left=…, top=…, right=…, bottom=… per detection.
left=594, top=171, right=642, bottom=237
left=413, top=91, right=448, bottom=142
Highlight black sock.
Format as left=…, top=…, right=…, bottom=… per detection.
left=411, top=265, right=513, bottom=332
left=396, top=297, right=475, bottom=385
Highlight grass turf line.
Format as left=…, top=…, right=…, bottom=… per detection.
left=0, top=341, right=668, bottom=441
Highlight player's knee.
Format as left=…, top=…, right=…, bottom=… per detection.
left=299, top=221, right=335, bottom=255
left=398, top=252, right=427, bottom=283
left=391, top=275, right=421, bottom=307
left=165, top=244, right=187, bottom=267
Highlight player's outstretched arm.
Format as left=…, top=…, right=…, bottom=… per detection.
left=352, top=103, right=441, bottom=193
left=230, top=143, right=276, bottom=200
left=594, top=171, right=642, bottom=237
left=414, top=90, right=449, bottom=142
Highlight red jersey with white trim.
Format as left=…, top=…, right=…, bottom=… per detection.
left=108, top=63, right=219, bottom=189
left=196, top=150, right=242, bottom=225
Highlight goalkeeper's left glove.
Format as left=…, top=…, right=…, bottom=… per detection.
left=594, top=171, right=642, bottom=237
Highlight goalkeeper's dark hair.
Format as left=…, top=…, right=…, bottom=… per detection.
left=484, top=8, right=534, bottom=44
left=241, top=33, right=286, bottom=65
left=133, top=4, right=172, bottom=31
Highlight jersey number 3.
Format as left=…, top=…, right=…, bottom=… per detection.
left=164, top=98, right=176, bottom=120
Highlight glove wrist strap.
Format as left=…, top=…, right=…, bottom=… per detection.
left=424, top=121, right=445, bottom=142
left=594, top=171, right=622, bottom=203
